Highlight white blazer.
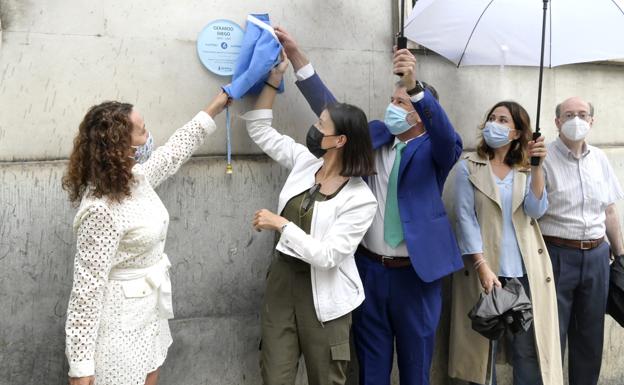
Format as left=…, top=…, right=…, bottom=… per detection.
left=244, top=109, right=378, bottom=322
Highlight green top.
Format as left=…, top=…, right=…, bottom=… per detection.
left=276, top=181, right=348, bottom=257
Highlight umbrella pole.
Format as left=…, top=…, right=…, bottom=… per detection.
left=488, top=339, right=496, bottom=385
left=531, top=0, right=549, bottom=166
left=397, top=0, right=407, bottom=49
left=395, top=0, right=408, bottom=78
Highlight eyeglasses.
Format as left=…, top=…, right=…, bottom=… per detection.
left=561, top=112, right=592, bottom=122
left=301, top=184, right=321, bottom=214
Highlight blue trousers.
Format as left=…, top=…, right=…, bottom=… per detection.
left=546, top=241, right=610, bottom=385
left=352, top=253, right=442, bottom=385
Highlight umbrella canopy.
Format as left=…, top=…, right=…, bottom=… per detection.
left=607, top=255, right=624, bottom=327
left=468, top=278, right=533, bottom=340
left=404, top=0, right=624, bottom=67
left=222, top=14, right=283, bottom=100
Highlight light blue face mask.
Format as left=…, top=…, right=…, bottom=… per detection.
left=482, top=121, right=512, bottom=148
left=132, top=131, right=154, bottom=164
left=384, top=103, right=413, bottom=135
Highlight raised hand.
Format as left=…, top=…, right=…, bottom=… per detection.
left=204, top=91, right=232, bottom=118
left=393, top=48, right=417, bottom=90
left=274, top=26, right=309, bottom=71
left=266, top=50, right=290, bottom=87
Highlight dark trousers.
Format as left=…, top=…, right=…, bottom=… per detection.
left=546, top=241, right=610, bottom=385
left=352, top=253, right=442, bottom=385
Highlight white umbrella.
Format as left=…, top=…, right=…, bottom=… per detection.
left=404, top=0, right=624, bottom=164
left=404, top=0, right=624, bottom=67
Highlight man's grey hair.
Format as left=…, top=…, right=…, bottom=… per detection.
left=555, top=100, right=595, bottom=118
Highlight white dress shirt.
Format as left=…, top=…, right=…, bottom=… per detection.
left=361, top=136, right=425, bottom=257
left=539, top=137, right=624, bottom=240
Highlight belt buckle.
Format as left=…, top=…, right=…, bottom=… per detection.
left=381, top=255, right=394, bottom=266
left=580, top=240, right=592, bottom=250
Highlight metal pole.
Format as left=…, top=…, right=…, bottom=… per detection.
left=397, top=0, right=407, bottom=49
left=530, top=0, right=549, bottom=166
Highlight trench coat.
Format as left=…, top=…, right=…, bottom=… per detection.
left=448, top=153, right=563, bottom=385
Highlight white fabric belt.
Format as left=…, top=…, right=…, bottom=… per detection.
left=109, top=254, right=174, bottom=319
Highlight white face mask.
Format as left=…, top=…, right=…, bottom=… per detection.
left=561, top=117, right=590, bottom=141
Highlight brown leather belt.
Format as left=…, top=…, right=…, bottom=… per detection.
left=543, top=236, right=605, bottom=250
left=357, top=245, right=411, bottom=268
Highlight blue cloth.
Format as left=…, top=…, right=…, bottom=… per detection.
left=222, top=14, right=283, bottom=99
left=295, top=71, right=463, bottom=385
left=352, top=253, right=442, bottom=385
left=296, top=73, right=464, bottom=282
left=454, top=160, right=548, bottom=277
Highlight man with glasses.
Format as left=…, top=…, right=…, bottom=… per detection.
left=539, top=96, right=624, bottom=385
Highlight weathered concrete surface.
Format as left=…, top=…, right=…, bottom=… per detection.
left=0, top=157, right=289, bottom=385
left=2, top=0, right=624, bottom=162
left=0, top=0, right=394, bottom=161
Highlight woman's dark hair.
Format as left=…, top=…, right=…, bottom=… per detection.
left=326, top=103, right=376, bottom=177
left=476, top=101, right=532, bottom=167
left=62, top=101, right=135, bottom=204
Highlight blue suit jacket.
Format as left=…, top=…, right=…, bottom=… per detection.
left=296, top=73, right=463, bottom=282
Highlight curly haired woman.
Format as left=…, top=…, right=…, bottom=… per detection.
left=62, top=91, right=230, bottom=385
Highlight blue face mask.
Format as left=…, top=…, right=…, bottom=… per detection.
left=384, top=103, right=413, bottom=135
left=482, top=121, right=512, bottom=148
left=132, top=131, right=154, bottom=164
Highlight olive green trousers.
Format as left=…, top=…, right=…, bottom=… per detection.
left=260, top=254, right=352, bottom=385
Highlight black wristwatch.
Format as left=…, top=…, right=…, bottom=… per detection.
left=407, top=80, right=425, bottom=96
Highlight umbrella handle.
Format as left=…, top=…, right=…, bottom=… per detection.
left=530, top=131, right=541, bottom=166
left=395, top=36, right=408, bottom=77
left=397, top=36, right=408, bottom=50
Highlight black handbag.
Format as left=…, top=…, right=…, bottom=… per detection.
left=607, top=255, right=624, bottom=327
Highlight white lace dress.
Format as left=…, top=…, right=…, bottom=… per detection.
left=65, top=111, right=216, bottom=385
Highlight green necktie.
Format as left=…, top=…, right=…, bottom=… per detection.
left=384, top=142, right=407, bottom=248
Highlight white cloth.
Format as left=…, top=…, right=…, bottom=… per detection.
left=243, top=108, right=378, bottom=322
left=539, top=137, right=624, bottom=240
left=65, top=111, right=215, bottom=383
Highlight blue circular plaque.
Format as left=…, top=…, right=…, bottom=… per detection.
left=196, top=19, right=244, bottom=76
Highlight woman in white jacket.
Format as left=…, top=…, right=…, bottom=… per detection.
left=62, top=92, right=229, bottom=385
left=247, top=56, right=378, bottom=385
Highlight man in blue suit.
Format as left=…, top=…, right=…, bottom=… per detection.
left=275, top=27, right=463, bottom=385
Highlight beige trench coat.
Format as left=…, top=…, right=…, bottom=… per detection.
left=448, top=153, right=563, bottom=385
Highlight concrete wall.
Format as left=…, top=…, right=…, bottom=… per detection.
left=1, top=1, right=624, bottom=384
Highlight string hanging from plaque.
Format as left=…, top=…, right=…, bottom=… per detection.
left=225, top=106, right=233, bottom=174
